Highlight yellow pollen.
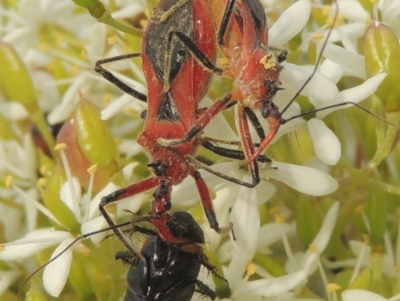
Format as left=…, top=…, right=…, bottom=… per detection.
left=87, top=164, right=98, bottom=175
left=37, top=178, right=47, bottom=188
left=322, top=5, right=331, bottom=17
left=362, top=234, right=370, bottom=245
left=140, top=19, right=149, bottom=28
left=219, top=57, right=230, bottom=68
left=396, top=266, right=400, bottom=272
left=115, top=138, right=123, bottom=145
left=108, top=36, right=117, bottom=45
left=326, top=14, right=344, bottom=28
left=312, top=33, right=325, bottom=41
left=268, top=206, right=280, bottom=216
left=54, top=143, right=67, bottom=151
left=46, top=61, right=54, bottom=72
left=5, top=175, right=13, bottom=188
left=80, top=50, right=87, bottom=60
left=40, top=165, right=49, bottom=175
left=354, top=203, right=366, bottom=213
left=104, top=93, right=112, bottom=105
left=56, top=37, right=63, bottom=47
left=76, top=243, right=91, bottom=255
left=370, top=0, right=379, bottom=4
left=327, top=283, right=340, bottom=292
left=71, top=65, right=82, bottom=75
left=209, top=188, right=217, bottom=201
left=125, top=106, right=138, bottom=115
left=0, top=245, right=4, bottom=251
left=246, top=262, right=257, bottom=276
left=38, top=43, right=50, bottom=51
left=309, top=244, right=318, bottom=253
left=260, top=54, right=278, bottom=70
left=275, top=214, right=285, bottom=224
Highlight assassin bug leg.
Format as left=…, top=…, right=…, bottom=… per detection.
left=96, top=0, right=277, bottom=244
left=95, top=53, right=147, bottom=102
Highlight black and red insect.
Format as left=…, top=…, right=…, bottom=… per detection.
left=95, top=0, right=271, bottom=257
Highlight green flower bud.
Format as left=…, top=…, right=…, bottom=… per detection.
left=0, top=42, right=55, bottom=153
left=364, top=22, right=400, bottom=112
left=0, top=41, right=37, bottom=112
left=73, top=96, right=119, bottom=176
left=57, top=121, right=110, bottom=192
left=71, top=0, right=106, bottom=18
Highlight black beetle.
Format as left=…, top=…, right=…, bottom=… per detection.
left=116, top=211, right=220, bottom=301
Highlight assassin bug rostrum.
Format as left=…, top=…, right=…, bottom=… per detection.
left=116, top=211, right=219, bottom=301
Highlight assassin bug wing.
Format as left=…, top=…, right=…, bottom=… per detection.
left=142, top=0, right=216, bottom=130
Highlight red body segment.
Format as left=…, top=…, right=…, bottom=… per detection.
left=99, top=0, right=233, bottom=251
left=218, top=0, right=285, bottom=156
left=157, top=0, right=286, bottom=181
left=139, top=0, right=217, bottom=184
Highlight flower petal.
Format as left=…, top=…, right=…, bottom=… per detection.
left=317, top=73, right=387, bottom=118
left=281, top=63, right=339, bottom=104
left=269, top=0, right=311, bottom=48
left=342, top=290, right=388, bottom=301
left=300, top=202, right=339, bottom=274
left=322, top=43, right=366, bottom=79
left=231, top=186, right=260, bottom=259
left=308, top=118, right=341, bottom=165
left=0, top=270, right=19, bottom=295
left=257, top=223, right=290, bottom=252
left=0, top=102, right=29, bottom=120
left=263, top=162, right=338, bottom=196
left=43, top=239, right=74, bottom=297
left=0, top=230, right=72, bottom=260
left=234, top=271, right=306, bottom=298
left=81, top=216, right=108, bottom=245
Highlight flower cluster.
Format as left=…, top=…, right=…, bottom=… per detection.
left=0, top=0, right=399, bottom=301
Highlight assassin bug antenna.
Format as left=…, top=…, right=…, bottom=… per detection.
left=16, top=221, right=132, bottom=301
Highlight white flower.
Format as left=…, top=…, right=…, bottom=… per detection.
left=342, top=290, right=393, bottom=301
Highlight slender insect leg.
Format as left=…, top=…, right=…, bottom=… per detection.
left=189, top=168, right=232, bottom=234
left=99, top=177, right=159, bottom=260
left=95, top=53, right=147, bottom=102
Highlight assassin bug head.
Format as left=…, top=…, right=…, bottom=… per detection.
left=246, top=0, right=400, bottom=165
